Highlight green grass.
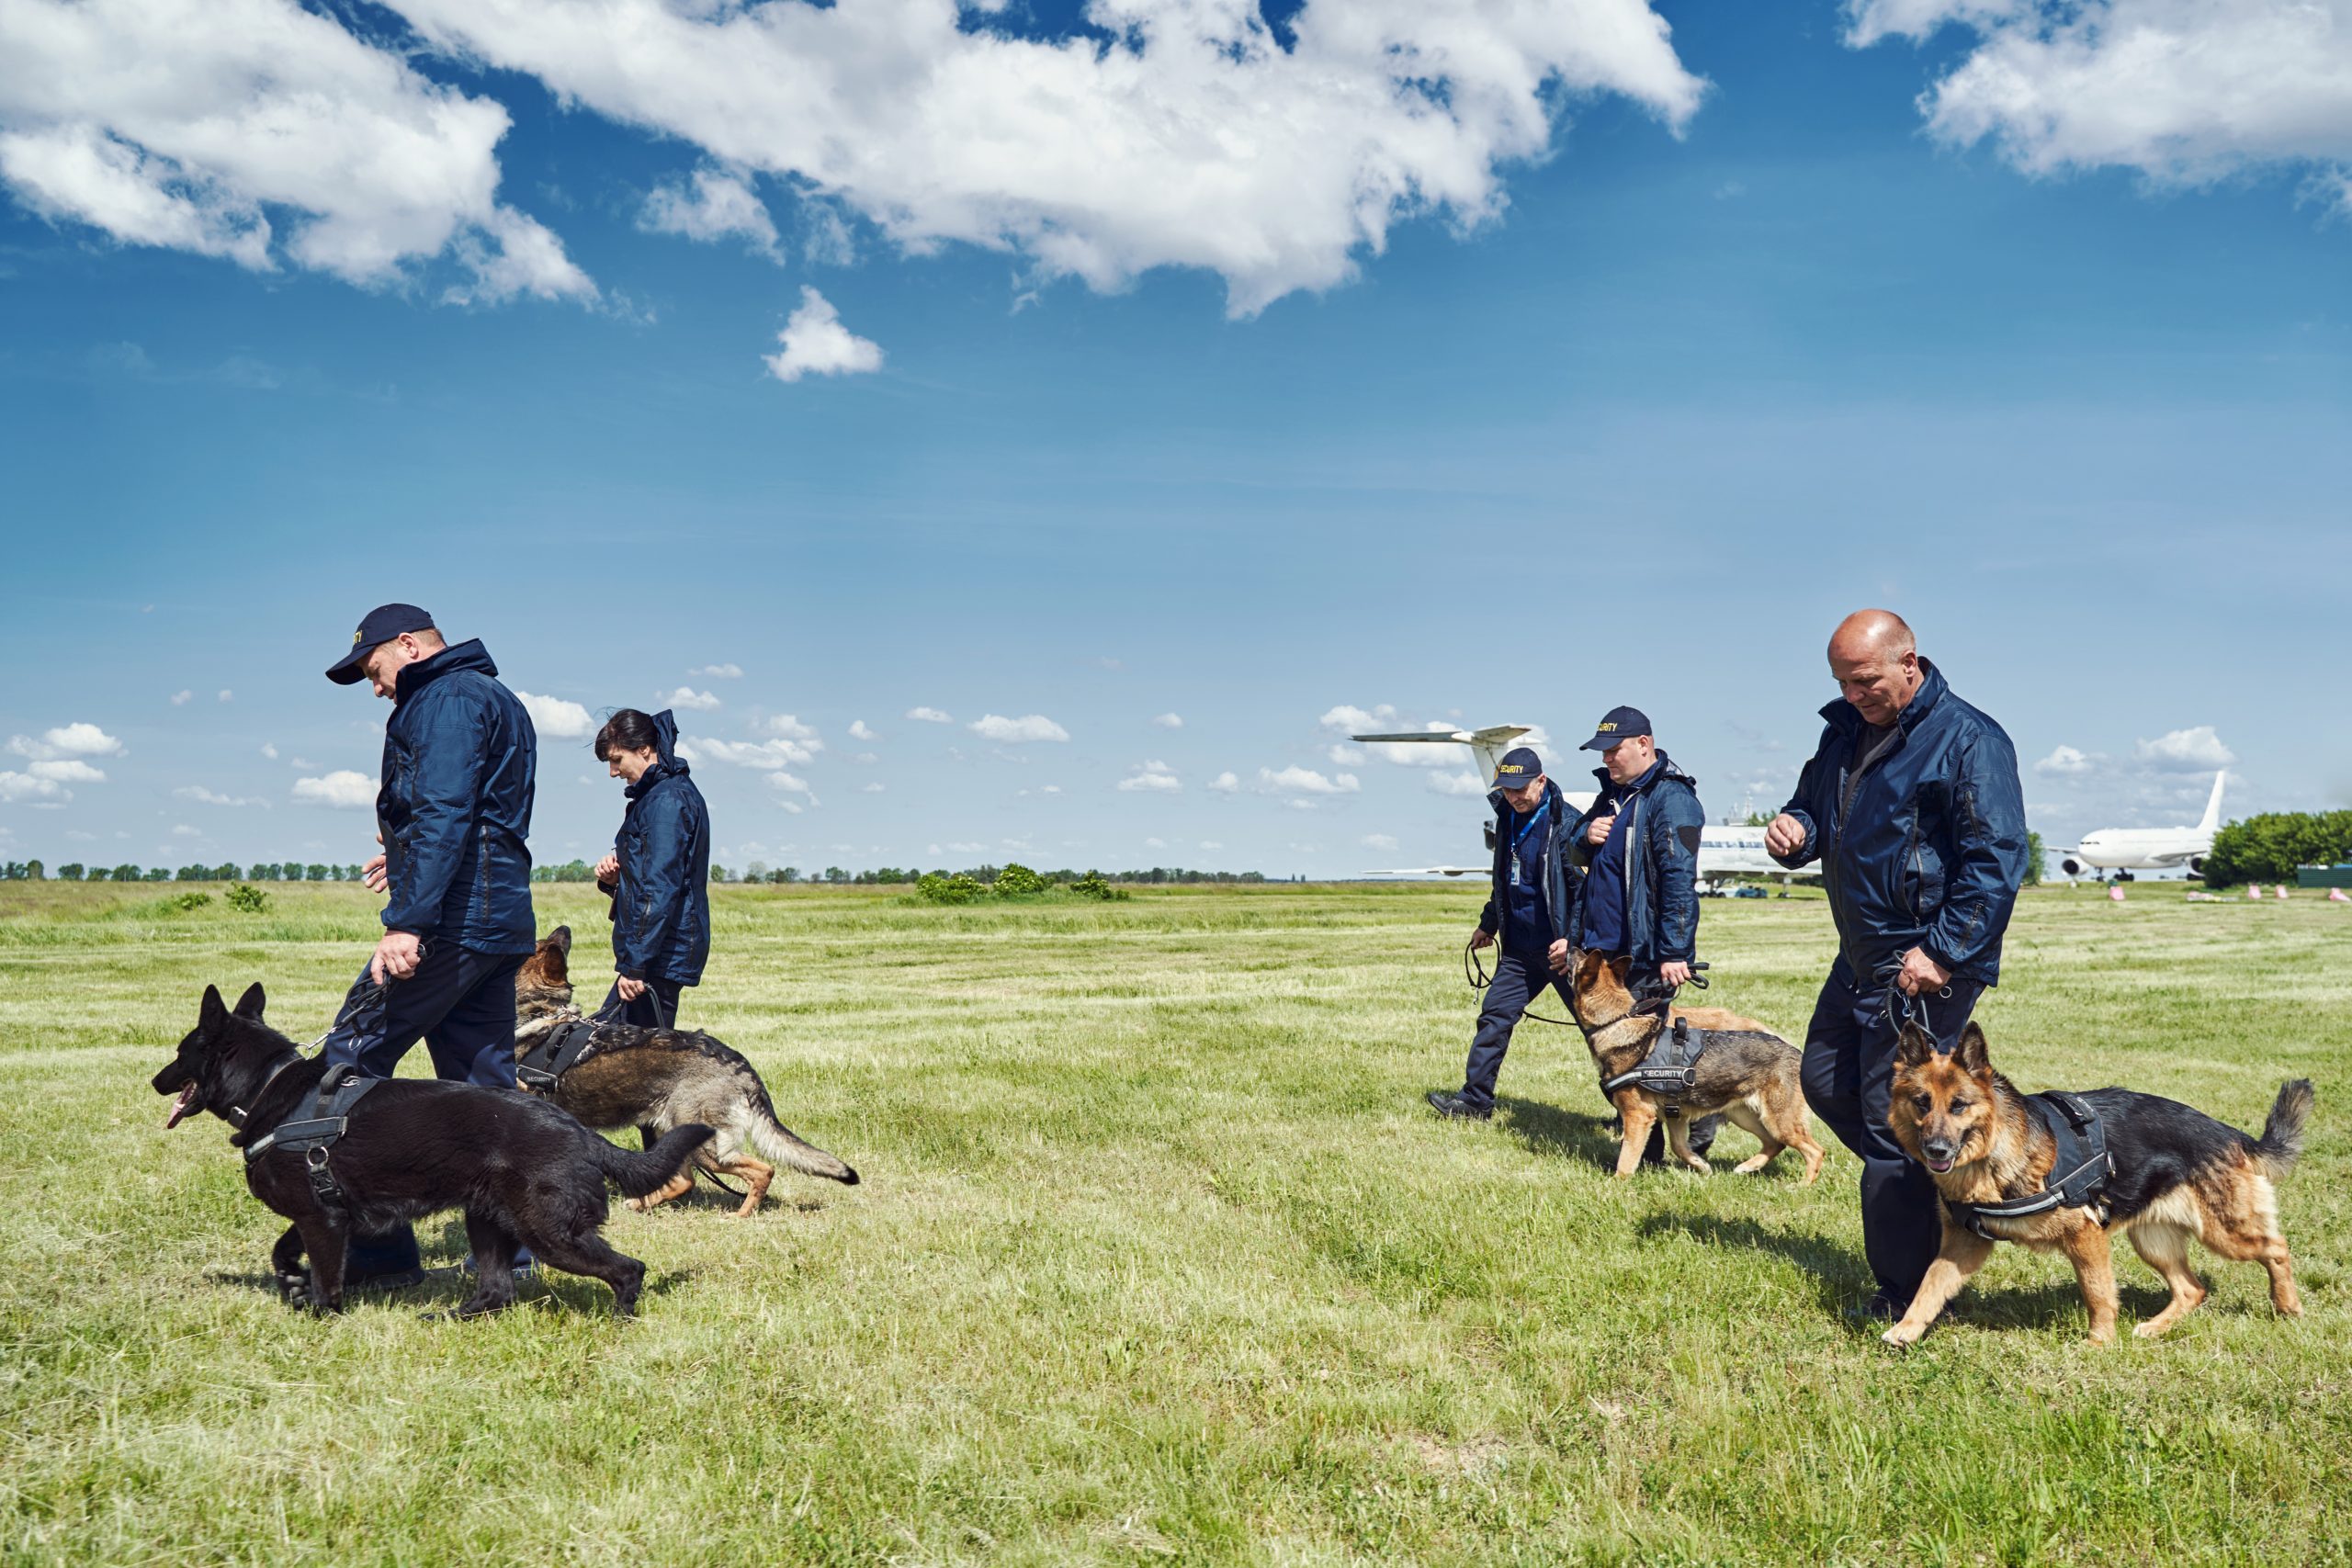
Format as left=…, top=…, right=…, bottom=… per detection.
left=1, top=879, right=2346, bottom=1565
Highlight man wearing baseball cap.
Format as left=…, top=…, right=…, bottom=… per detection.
left=318, top=604, right=540, bottom=1290
left=1565, top=705, right=1718, bottom=1161
left=1427, top=745, right=1583, bottom=1122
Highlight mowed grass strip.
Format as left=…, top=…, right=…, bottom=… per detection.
left=0, top=880, right=2346, bottom=1565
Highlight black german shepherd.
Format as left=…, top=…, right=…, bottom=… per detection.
left=153, top=981, right=711, bottom=1318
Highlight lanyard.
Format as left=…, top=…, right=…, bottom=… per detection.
left=1510, top=807, right=1543, bottom=886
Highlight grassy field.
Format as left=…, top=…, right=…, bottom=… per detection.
left=0, top=879, right=2346, bottom=1566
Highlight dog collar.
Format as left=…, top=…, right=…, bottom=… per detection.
left=228, top=1050, right=306, bottom=1129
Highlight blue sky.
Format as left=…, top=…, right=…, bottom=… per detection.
left=2, top=0, right=2346, bottom=877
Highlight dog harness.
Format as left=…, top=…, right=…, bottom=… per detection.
left=514, top=1016, right=602, bottom=1093
left=1600, top=1017, right=1710, bottom=1116
left=243, top=1066, right=380, bottom=1213
left=1945, top=1091, right=2114, bottom=1237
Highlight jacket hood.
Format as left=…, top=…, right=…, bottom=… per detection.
left=393, top=637, right=498, bottom=704
left=1588, top=751, right=1697, bottom=797
left=628, top=709, right=687, bottom=798
left=1817, top=658, right=1949, bottom=736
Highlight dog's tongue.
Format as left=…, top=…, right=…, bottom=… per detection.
left=164, top=1081, right=199, bottom=1129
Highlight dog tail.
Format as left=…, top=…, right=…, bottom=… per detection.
left=595, top=1123, right=717, bottom=1199
left=2251, top=1079, right=2313, bottom=1179
left=746, top=1095, right=859, bottom=1186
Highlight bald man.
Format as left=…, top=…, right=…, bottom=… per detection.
left=1765, top=611, right=2028, bottom=1325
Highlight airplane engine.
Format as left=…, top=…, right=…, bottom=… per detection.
left=2188, top=856, right=2205, bottom=877
left=2061, top=856, right=2086, bottom=877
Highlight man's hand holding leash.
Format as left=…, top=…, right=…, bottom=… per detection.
left=1469, top=925, right=1494, bottom=953
left=1892, top=947, right=1951, bottom=998
left=368, top=931, right=423, bottom=986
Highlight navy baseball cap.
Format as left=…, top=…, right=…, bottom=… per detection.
left=325, top=603, right=435, bottom=684
left=1489, top=746, right=1544, bottom=788
left=1578, top=705, right=1652, bottom=751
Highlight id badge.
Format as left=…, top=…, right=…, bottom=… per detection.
left=1510, top=857, right=1521, bottom=886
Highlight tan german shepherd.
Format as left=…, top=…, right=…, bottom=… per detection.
left=1883, top=1018, right=2309, bottom=1347
left=1566, top=951, right=1825, bottom=1182
left=514, top=928, right=858, bottom=1217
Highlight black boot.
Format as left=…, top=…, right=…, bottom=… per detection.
left=1426, top=1090, right=1493, bottom=1122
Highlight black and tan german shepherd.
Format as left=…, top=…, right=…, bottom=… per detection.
left=1566, top=951, right=1825, bottom=1182
left=1883, top=1018, right=2310, bottom=1347
left=152, top=982, right=711, bottom=1317
left=514, top=928, right=859, bottom=1216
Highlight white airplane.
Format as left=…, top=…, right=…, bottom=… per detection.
left=1352, top=722, right=1815, bottom=886
left=2059, top=772, right=2226, bottom=881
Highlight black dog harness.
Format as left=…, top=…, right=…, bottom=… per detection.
left=243, top=1066, right=380, bottom=1213
left=514, top=1016, right=602, bottom=1093
left=1600, top=1016, right=1710, bottom=1116
left=1946, top=1091, right=2114, bottom=1237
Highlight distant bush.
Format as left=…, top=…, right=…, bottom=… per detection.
left=225, top=883, right=270, bottom=915
left=916, top=873, right=989, bottom=905
left=2203, top=811, right=2352, bottom=888
left=166, top=891, right=212, bottom=912
left=1067, top=871, right=1128, bottom=901
left=992, top=863, right=1047, bottom=898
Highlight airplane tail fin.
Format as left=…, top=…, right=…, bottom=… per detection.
left=2197, top=771, right=2226, bottom=837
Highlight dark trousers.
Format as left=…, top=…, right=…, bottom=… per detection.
left=319, top=942, right=528, bottom=1275
left=1799, top=964, right=1985, bottom=1305
left=597, top=976, right=684, bottom=1030
left=1462, top=941, right=1575, bottom=1112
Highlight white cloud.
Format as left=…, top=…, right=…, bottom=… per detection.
left=682, top=736, right=819, bottom=770
left=1428, top=771, right=1488, bottom=797
left=1319, top=704, right=1397, bottom=733
left=381, top=0, right=1703, bottom=317
left=906, top=706, right=953, bottom=724
left=10, top=723, right=123, bottom=759
left=1361, top=833, right=1400, bottom=852
left=775, top=799, right=805, bottom=815
left=1151, top=713, right=1183, bottom=729
left=1206, top=771, right=1240, bottom=794
left=692, top=662, right=744, bottom=679
left=170, top=690, right=192, bottom=705
left=969, top=713, right=1069, bottom=743
left=1116, top=760, right=1182, bottom=794
left=849, top=719, right=877, bottom=741
left=176, top=784, right=267, bottom=807
left=640, top=164, right=779, bottom=257
left=260, top=742, right=278, bottom=760
left=763, top=286, right=883, bottom=384
left=170, top=823, right=199, bottom=838
left=767, top=771, right=819, bottom=803
left=863, top=782, right=886, bottom=793
left=0, top=0, right=595, bottom=302
left=217, top=689, right=232, bottom=703
left=1259, top=765, right=1360, bottom=795
left=2133, top=726, right=2235, bottom=772
left=514, top=689, right=593, bottom=740
left=660, top=686, right=723, bottom=712
left=854, top=751, right=879, bottom=764
left=947, top=840, right=987, bottom=854
left=30, top=759, right=107, bottom=784
left=0, top=771, right=69, bottom=803
left=2034, top=744, right=2103, bottom=778
left=1848, top=0, right=2352, bottom=219
left=291, top=770, right=377, bottom=808
left=760, top=714, right=822, bottom=745
left=1040, top=784, right=1062, bottom=795
left=1144, top=836, right=1169, bottom=850
left=1327, top=743, right=1366, bottom=765
left=1199, top=840, right=1223, bottom=851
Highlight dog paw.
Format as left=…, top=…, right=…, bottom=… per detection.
left=2132, top=1321, right=2170, bottom=1340
left=1880, top=1325, right=1922, bottom=1349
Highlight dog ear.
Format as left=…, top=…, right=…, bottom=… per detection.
left=549, top=924, right=571, bottom=953
left=1894, top=1020, right=1938, bottom=1067
left=1607, top=954, right=1633, bottom=985
left=1952, top=1021, right=1991, bottom=1075
left=198, top=984, right=228, bottom=1033
left=233, top=982, right=266, bottom=1020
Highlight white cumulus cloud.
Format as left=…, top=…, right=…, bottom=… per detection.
left=1259, top=765, right=1360, bottom=795
left=1319, top=703, right=1397, bottom=732
left=1848, top=0, right=2352, bottom=219
left=379, top=0, right=1704, bottom=317
left=691, top=662, right=744, bottom=679
left=1116, top=760, right=1182, bottom=793
left=763, top=286, right=883, bottom=383
left=661, top=687, right=723, bottom=712
left=849, top=719, right=877, bottom=741
left=514, top=689, right=593, bottom=739
left=0, top=771, right=69, bottom=803
left=640, top=164, right=779, bottom=257
left=175, top=784, right=267, bottom=807
left=2133, top=726, right=2235, bottom=772
left=906, top=706, right=953, bottom=724
left=1206, top=771, right=1240, bottom=794
left=1428, top=771, right=1488, bottom=797
left=683, top=736, right=819, bottom=770
left=0, top=0, right=595, bottom=301
left=969, top=713, right=1069, bottom=743
left=170, top=689, right=192, bottom=705
left=2034, top=744, right=2103, bottom=778
left=1361, top=832, right=1400, bottom=852
left=10, top=723, right=123, bottom=759
left=291, top=770, right=377, bottom=808
left=1151, top=713, right=1183, bottom=729
left=31, top=759, right=107, bottom=784
left=260, top=742, right=278, bottom=760
left=760, top=714, right=822, bottom=745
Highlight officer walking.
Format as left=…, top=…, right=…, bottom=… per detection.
left=318, top=604, right=539, bottom=1290
left=1564, top=705, right=1719, bottom=1161
left=1427, top=746, right=1580, bottom=1122
left=1766, top=610, right=2027, bottom=1324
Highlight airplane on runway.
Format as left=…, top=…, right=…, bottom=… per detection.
left=2059, top=771, right=2227, bottom=882
left=1351, top=722, right=1817, bottom=887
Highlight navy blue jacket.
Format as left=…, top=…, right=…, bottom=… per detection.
left=603, top=710, right=711, bottom=986
left=377, top=639, right=537, bottom=953
left=1476, top=779, right=1582, bottom=947
left=1566, top=753, right=1704, bottom=973
left=1771, top=660, right=2027, bottom=986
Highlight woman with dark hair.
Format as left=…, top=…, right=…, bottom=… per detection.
left=591, top=707, right=711, bottom=1027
